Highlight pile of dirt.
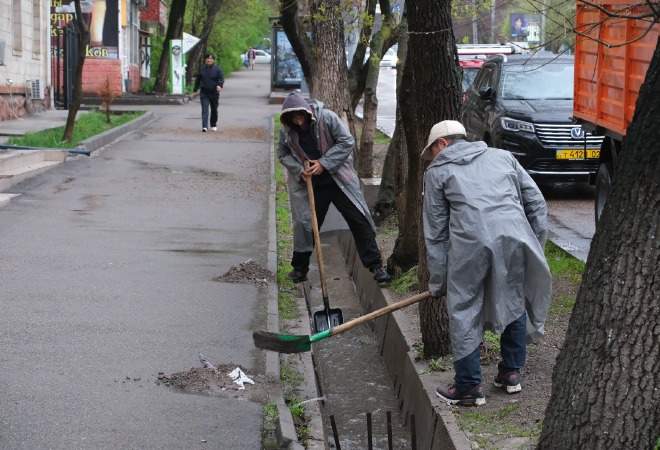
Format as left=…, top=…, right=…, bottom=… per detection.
left=157, top=363, right=269, bottom=402
left=214, top=259, right=273, bottom=285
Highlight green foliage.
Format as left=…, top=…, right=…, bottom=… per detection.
left=545, top=241, right=585, bottom=283
left=549, top=294, right=576, bottom=317
left=391, top=266, right=418, bottom=294
left=374, top=129, right=391, bottom=145
left=273, top=114, right=298, bottom=321
left=458, top=404, right=542, bottom=447
left=281, top=363, right=304, bottom=388
left=428, top=356, right=451, bottom=372
left=263, top=402, right=278, bottom=421
left=186, top=0, right=273, bottom=77
left=8, top=111, right=143, bottom=148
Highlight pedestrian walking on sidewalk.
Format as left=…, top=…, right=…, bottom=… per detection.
left=278, top=92, right=392, bottom=284
left=421, top=120, right=552, bottom=407
left=248, top=48, right=257, bottom=70
left=194, top=53, right=224, bottom=132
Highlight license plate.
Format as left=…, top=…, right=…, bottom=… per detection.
left=555, top=149, right=600, bottom=160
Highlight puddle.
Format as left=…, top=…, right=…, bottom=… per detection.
left=214, top=259, right=273, bottom=285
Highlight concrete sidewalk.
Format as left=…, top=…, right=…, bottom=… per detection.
left=0, top=65, right=284, bottom=449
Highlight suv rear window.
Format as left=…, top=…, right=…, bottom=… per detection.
left=501, top=63, right=574, bottom=100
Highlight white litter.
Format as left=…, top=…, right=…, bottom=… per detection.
left=229, top=367, right=255, bottom=390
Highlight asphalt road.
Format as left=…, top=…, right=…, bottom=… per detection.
left=372, top=67, right=596, bottom=261
left=0, top=66, right=278, bottom=449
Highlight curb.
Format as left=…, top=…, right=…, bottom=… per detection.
left=266, top=117, right=304, bottom=449
left=80, top=111, right=155, bottom=153
left=335, top=231, right=472, bottom=450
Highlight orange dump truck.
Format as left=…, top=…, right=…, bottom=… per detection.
left=573, top=0, right=659, bottom=220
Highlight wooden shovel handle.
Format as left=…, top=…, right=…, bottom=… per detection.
left=303, top=163, right=329, bottom=301
left=330, top=291, right=432, bottom=336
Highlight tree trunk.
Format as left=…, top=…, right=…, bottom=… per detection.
left=154, top=0, right=187, bottom=94
left=62, top=0, right=89, bottom=142
left=374, top=16, right=408, bottom=224
left=358, top=0, right=397, bottom=178
left=309, top=0, right=351, bottom=120
left=390, top=0, right=462, bottom=356
left=538, top=39, right=660, bottom=450
left=280, top=0, right=315, bottom=94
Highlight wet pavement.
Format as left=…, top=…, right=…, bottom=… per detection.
left=0, top=66, right=279, bottom=449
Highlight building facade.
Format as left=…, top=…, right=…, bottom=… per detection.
left=0, top=0, right=52, bottom=120
left=50, top=0, right=144, bottom=99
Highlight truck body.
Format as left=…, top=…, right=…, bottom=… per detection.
left=573, top=0, right=659, bottom=219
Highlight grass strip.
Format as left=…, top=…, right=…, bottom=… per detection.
left=8, top=111, right=143, bottom=149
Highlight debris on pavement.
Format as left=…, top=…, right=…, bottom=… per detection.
left=199, top=353, right=217, bottom=370
left=213, top=258, right=273, bottom=285
left=229, top=367, right=255, bottom=390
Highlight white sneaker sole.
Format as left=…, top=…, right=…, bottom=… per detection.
left=493, top=381, right=522, bottom=394
left=435, top=391, right=486, bottom=406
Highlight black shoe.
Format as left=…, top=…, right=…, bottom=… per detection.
left=372, top=267, right=392, bottom=283
left=287, top=269, right=307, bottom=283
left=435, top=384, right=486, bottom=406
left=494, top=363, right=522, bottom=394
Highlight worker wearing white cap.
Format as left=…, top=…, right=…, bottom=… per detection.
left=422, top=120, right=552, bottom=406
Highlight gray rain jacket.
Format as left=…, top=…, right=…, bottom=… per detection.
left=423, top=140, right=552, bottom=361
left=278, top=93, right=375, bottom=253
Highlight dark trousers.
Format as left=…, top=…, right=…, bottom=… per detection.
left=454, top=313, right=527, bottom=391
left=200, top=92, right=219, bottom=128
left=291, top=180, right=382, bottom=272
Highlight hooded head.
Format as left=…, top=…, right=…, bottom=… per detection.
left=280, top=92, right=314, bottom=128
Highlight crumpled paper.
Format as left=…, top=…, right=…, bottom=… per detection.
left=229, top=367, right=255, bottom=390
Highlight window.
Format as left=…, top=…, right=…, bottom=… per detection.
left=32, top=0, right=40, bottom=57
left=12, top=0, right=23, bottom=53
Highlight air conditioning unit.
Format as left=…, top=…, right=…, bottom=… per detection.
left=27, top=79, right=45, bottom=100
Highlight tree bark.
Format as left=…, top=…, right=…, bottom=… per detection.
left=538, top=38, right=660, bottom=450
left=62, top=0, right=89, bottom=142
left=374, top=15, right=408, bottom=224
left=309, top=0, right=351, bottom=120
left=357, top=0, right=397, bottom=178
left=154, top=0, right=188, bottom=94
left=280, top=0, right=315, bottom=93
left=390, top=0, right=462, bottom=356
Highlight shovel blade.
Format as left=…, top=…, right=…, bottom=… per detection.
left=313, top=308, right=344, bottom=333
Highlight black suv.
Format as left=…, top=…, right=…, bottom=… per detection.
left=462, top=54, right=604, bottom=182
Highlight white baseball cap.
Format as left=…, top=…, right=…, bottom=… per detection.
left=420, top=120, right=467, bottom=160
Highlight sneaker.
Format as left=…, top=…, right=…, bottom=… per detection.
left=372, top=267, right=392, bottom=283
left=494, top=363, right=522, bottom=394
left=202, top=128, right=208, bottom=132
left=211, top=126, right=217, bottom=131
left=287, top=269, right=308, bottom=283
left=436, top=384, right=486, bottom=406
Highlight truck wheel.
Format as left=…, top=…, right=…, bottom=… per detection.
left=595, top=162, right=612, bottom=223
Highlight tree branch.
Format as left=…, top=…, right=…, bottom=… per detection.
left=280, top=0, right=315, bottom=89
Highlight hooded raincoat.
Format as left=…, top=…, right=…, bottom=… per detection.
left=278, top=93, right=375, bottom=253
left=423, top=140, right=552, bottom=361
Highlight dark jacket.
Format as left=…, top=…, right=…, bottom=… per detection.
left=194, top=64, right=224, bottom=95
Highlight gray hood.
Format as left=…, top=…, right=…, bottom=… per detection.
left=280, top=92, right=323, bottom=127
left=428, top=140, right=488, bottom=169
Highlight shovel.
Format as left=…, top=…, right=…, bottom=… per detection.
left=253, top=291, right=432, bottom=353
left=303, top=168, right=343, bottom=332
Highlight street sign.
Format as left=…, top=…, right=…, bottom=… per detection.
left=182, top=32, right=200, bottom=54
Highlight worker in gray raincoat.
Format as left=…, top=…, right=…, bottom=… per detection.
left=278, top=92, right=391, bottom=283
left=421, top=120, right=551, bottom=407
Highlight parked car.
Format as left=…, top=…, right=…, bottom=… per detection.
left=241, top=49, right=271, bottom=65
left=380, top=46, right=398, bottom=68
left=461, top=53, right=604, bottom=182
left=457, top=44, right=515, bottom=97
